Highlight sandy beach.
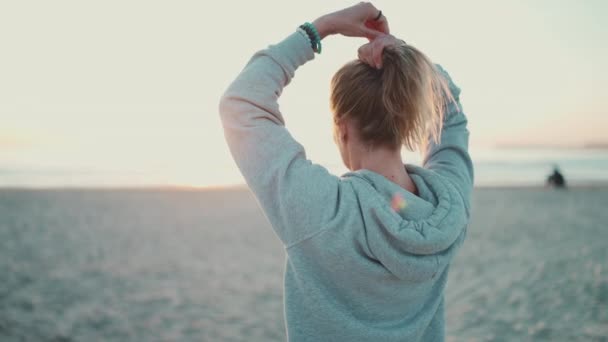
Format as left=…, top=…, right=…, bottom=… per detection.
left=1, top=186, right=607, bottom=341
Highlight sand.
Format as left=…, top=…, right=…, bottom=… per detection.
left=0, top=186, right=607, bottom=341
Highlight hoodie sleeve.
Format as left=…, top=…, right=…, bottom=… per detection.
left=218, top=31, right=341, bottom=247
left=422, top=64, right=474, bottom=215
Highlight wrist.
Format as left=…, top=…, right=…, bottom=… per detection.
left=312, top=15, right=334, bottom=40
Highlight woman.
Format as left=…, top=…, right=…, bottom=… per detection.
left=219, top=2, right=473, bottom=341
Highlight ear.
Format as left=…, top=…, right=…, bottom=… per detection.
left=339, top=122, right=348, bottom=143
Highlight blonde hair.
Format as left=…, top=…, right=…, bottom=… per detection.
left=330, top=42, right=455, bottom=151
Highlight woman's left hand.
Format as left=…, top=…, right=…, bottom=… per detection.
left=313, top=2, right=390, bottom=41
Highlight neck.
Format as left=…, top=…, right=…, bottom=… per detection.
left=348, top=145, right=418, bottom=194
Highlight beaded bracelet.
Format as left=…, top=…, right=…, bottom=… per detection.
left=298, top=22, right=322, bottom=54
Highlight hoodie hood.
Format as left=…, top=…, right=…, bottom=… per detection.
left=341, top=163, right=468, bottom=281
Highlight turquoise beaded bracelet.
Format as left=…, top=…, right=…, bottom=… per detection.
left=299, top=22, right=322, bottom=54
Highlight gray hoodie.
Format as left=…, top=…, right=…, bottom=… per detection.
left=219, top=30, right=473, bottom=342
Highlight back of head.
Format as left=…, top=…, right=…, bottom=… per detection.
left=330, top=42, right=454, bottom=151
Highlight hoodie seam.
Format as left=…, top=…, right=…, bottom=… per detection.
left=284, top=224, right=336, bottom=250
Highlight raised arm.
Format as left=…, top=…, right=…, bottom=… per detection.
left=218, top=3, right=389, bottom=246
left=422, top=65, right=474, bottom=216
left=218, top=31, right=339, bottom=247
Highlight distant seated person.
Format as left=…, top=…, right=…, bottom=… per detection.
left=546, top=166, right=566, bottom=188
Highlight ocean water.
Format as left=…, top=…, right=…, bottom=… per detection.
left=469, top=147, right=608, bottom=187
left=1, top=188, right=607, bottom=341
left=1, top=148, right=607, bottom=188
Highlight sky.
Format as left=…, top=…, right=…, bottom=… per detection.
left=1, top=0, right=607, bottom=187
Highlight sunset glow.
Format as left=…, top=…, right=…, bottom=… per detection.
left=1, top=0, right=606, bottom=187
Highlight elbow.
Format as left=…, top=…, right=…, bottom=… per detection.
left=218, top=91, right=241, bottom=124
left=218, top=92, right=231, bottom=120
left=218, top=92, right=259, bottom=129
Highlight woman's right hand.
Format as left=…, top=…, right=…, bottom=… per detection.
left=313, top=2, right=389, bottom=41
left=357, top=34, right=406, bottom=69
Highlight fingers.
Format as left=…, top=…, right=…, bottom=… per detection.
left=357, top=2, right=387, bottom=40
left=364, top=16, right=389, bottom=34
left=364, top=10, right=389, bottom=39
left=357, top=43, right=374, bottom=68
left=362, top=27, right=383, bottom=41
left=372, top=51, right=381, bottom=69
left=327, top=2, right=389, bottom=40
left=358, top=34, right=405, bottom=69
left=358, top=41, right=382, bottom=69
left=358, top=2, right=379, bottom=19
left=378, top=16, right=390, bottom=34
left=372, top=37, right=386, bottom=68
